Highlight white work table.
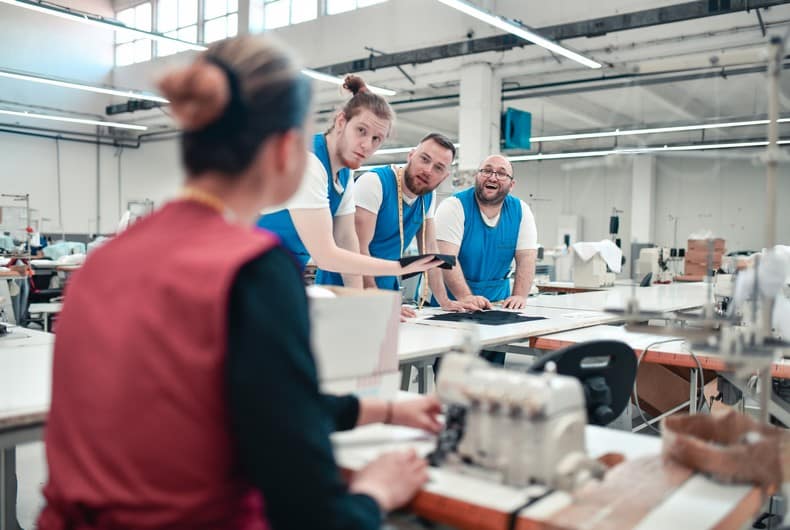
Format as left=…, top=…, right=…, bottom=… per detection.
left=333, top=416, right=761, bottom=530
left=0, top=328, right=52, bottom=530
left=530, top=282, right=712, bottom=313
left=399, top=306, right=621, bottom=365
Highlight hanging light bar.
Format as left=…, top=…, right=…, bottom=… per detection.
left=531, top=118, right=790, bottom=143
left=301, top=69, right=397, bottom=96
left=0, top=69, right=169, bottom=103
left=508, top=139, right=790, bottom=162
left=0, top=109, right=147, bottom=130
left=434, top=0, right=601, bottom=69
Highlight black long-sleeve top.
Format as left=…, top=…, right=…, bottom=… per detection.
left=226, top=247, right=382, bottom=530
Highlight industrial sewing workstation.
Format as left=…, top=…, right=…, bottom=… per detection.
left=1, top=1, right=790, bottom=529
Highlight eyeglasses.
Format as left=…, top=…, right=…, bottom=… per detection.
left=478, top=168, right=512, bottom=180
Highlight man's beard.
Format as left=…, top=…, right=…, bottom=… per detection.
left=474, top=181, right=508, bottom=206
left=403, top=164, right=433, bottom=196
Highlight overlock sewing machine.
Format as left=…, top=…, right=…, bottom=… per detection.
left=429, top=352, right=604, bottom=491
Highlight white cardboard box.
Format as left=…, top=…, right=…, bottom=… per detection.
left=308, top=286, right=401, bottom=399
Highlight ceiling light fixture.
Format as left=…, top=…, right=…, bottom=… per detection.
left=0, top=109, right=147, bottom=130
left=434, top=0, right=601, bottom=69
left=531, top=118, right=790, bottom=143
left=301, top=69, right=397, bottom=96
left=374, top=142, right=461, bottom=156
left=508, top=139, right=790, bottom=162
left=0, top=69, right=169, bottom=103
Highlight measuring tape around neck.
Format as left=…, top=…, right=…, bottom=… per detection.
left=395, top=166, right=428, bottom=310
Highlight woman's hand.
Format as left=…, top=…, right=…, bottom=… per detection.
left=390, top=395, right=443, bottom=434
left=398, top=256, right=443, bottom=277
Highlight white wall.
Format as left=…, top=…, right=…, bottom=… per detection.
left=509, top=157, right=634, bottom=264
left=654, top=155, right=790, bottom=251
left=0, top=0, right=119, bottom=234
left=501, top=154, right=790, bottom=278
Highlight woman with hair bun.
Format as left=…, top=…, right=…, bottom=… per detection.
left=38, top=35, right=440, bottom=530
left=258, top=74, right=440, bottom=287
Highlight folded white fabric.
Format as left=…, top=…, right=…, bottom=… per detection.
left=571, top=240, right=623, bottom=273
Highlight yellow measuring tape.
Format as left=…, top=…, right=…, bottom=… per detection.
left=395, top=166, right=429, bottom=310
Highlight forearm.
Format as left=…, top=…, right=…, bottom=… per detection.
left=512, top=251, right=537, bottom=297
left=357, top=242, right=379, bottom=289
left=313, top=245, right=400, bottom=277
left=356, top=398, right=390, bottom=426
left=427, top=268, right=449, bottom=304
left=442, top=266, right=473, bottom=299
left=335, top=226, right=363, bottom=288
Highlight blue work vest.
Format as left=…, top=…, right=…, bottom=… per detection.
left=321, top=166, right=432, bottom=290
left=440, top=188, right=522, bottom=303
left=256, top=134, right=350, bottom=284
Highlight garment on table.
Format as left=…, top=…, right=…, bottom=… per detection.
left=426, top=309, right=546, bottom=325
left=433, top=187, right=523, bottom=303
left=256, top=133, right=354, bottom=281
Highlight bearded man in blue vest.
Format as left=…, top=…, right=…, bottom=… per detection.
left=435, top=155, right=538, bottom=363
left=339, top=133, right=480, bottom=314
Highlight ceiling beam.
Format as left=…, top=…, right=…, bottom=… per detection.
left=315, top=0, right=790, bottom=75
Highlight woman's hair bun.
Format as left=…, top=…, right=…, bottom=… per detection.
left=342, top=74, right=368, bottom=96
left=158, top=60, right=230, bottom=131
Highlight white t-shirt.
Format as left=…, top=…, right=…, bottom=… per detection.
left=264, top=153, right=356, bottom=216
left=353, top=170, right=436, bottom=218
left=435, top=196, right=538, bottom=250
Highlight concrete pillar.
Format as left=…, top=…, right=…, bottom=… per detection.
left=630, top=155, right=656, bottom=244
left=458, top=62, right=501, bottom=172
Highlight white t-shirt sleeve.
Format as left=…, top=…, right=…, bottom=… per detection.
left=334, top=173, right=356, bottom=217
left=434, top=196, right=465, bottom=246
left=282, top=153, right=330, bottom=210
left=352, top=172, right=383, bottom=214
left=517, top=200, right=538, bottom=250
left=426, top=190, right=437, bottom=219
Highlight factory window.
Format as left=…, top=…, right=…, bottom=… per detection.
left=157, top=0, right=198, bottom=56
left=325, top=0, right=387, bottom=15
left=115, top=2, right=153, bottom=67
left=263, top=0, right=318, bottom=30
left=204, top=0, right=239, bottom=43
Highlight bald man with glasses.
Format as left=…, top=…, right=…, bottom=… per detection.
left=434, top=155, right=538, bottom=362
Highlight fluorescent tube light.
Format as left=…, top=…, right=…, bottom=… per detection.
left=508, top=139, right=790, bottom=162
left=301, top=69, right=397, bottom=96
left=0, top=69, right=169, bottom=103
left=0, top=0, right=207, bottom=51
left=435, top=0, right=601, bottom=69
left=0, top=109, right=147, bottom=130
left=374, top=142, right=460, bottom=156
left=531, top=118, right=790, bottom=143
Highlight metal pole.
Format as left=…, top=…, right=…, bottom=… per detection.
left=766, top=36, right=781, bottom=250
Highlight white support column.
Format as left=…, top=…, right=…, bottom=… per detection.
left=458, top=62, right=501, bottom=172
left=630, top=155, right=656, bottom=244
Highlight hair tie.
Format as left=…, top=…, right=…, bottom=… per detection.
left=200, top=55, right=247, bottom=134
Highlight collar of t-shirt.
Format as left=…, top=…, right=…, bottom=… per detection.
left=479, top=208, right=501, bottom=228
left=332, top=173, right=345, bottom=195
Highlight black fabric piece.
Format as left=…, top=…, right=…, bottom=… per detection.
left=226, top=247, right=380, bottom=530
left=400, top=253, right=456, bottom=279
left=426, top=310, right=546, bottom=326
